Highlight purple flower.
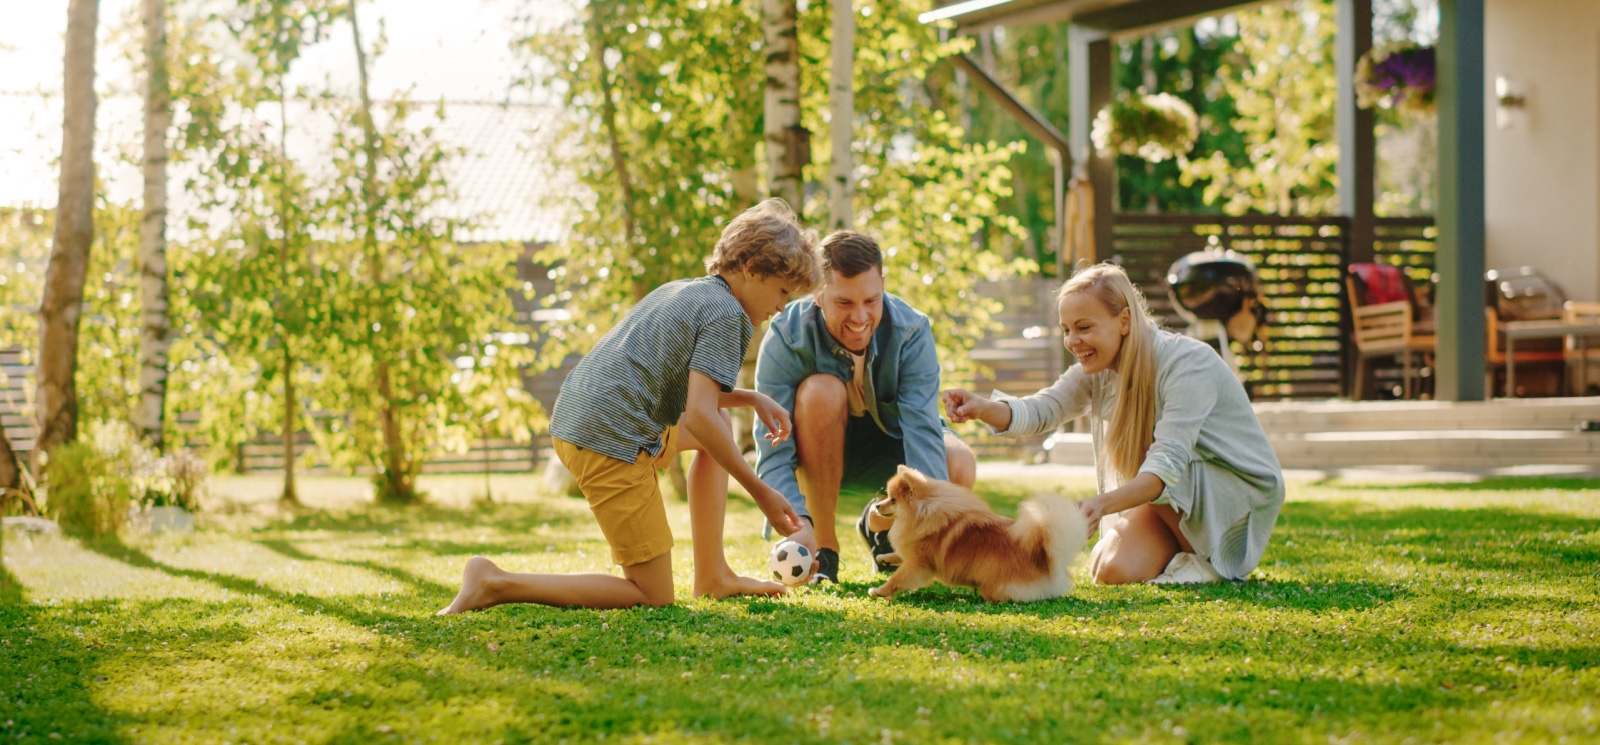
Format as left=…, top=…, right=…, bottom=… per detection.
left=1370, top=46, right=1435, bottom=103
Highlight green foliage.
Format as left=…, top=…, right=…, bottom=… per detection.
left=1091, top=91, right=1199, bottom=162
left=521, top=0, right=1031, bottom=384
left=1109, top=27, right=1247, bottom=214
left=518, top=0, right=768, bottom=362
left=0, top=203, right=176, bottom=433
left=800, top=0, right=1033, bottom=383
left=2, top=473, right=1599, bottom=741
left=1180, top=0, right=1340, bottom=216
left=158, top=1, right=541, bottom=492
left=964, top=24, right=1076, bottom=269
left=39, top=422, right=206, bottom=530
left=41, top=424, right=138, bottom=537
left=0, top=209, right=49, bottom=373
left=313, top=94, right=541, bottom=496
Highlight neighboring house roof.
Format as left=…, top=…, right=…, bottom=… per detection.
left=0, top=91, right=577, bottom=244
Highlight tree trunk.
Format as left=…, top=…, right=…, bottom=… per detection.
left=36, top=0, right=101, bottom=472
left=347, top=0, right=414, bottom=504
left=280, top=339, right=299, bottom=504
left=828, top=0, right=854, bottom=231
left=763, top=0, right=804, bottom=212
left=136, top=0, right=171, bottom=453
left=275, top=83, right=301, bottom=506
left=592, top=7, right=646, bottom=302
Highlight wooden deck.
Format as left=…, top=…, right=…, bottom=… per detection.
left=1046, top=396, right=1600, bottom=471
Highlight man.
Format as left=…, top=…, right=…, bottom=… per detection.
left=754, top=230, right=977, bottom=583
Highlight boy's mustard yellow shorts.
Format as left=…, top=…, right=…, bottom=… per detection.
left=552, top=426, right=680, bottom=567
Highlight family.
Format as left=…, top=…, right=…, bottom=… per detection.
left=438, top=198, right=1285, bottom=614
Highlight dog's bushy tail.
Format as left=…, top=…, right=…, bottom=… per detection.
left=1012, top=495, right=1090, bottom=588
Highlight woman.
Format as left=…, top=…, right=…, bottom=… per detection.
left=942, top=263, right=1284, bottom=584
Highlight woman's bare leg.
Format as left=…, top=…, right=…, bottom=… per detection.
left=437, top=551, right=675, bottom=615
left=1088, top=504, right=1190, bottom=585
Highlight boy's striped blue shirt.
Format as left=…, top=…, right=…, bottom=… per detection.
left=550, top=275, right=752, bottom=463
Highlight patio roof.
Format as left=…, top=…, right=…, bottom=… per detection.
left=923, top=0, right=1270, bottom=36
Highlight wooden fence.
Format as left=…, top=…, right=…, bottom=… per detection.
left=1111, top=213, right=1436, bottom=401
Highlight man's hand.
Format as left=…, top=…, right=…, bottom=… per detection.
left=750, top=392, right=793, bottom=445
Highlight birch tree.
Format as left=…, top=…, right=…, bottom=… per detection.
left=35, top=0, right=101, bottom=470
left=828, top=0, right=854, bottom=230
left=136, top=0, right=172, bottom=452
left=763, top=0, right=805, bottom=212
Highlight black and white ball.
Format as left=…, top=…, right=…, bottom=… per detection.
left=768, top=540, right=813, bottom=586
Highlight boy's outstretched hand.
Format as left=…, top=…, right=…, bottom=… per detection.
left=753, top=484, right=803, bottom=536
left=750, top=392, right=792, bottom=445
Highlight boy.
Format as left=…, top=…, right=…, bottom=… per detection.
left=439, top=199, right=820, bottom=612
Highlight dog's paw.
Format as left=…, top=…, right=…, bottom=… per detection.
left=867, top=585, right=888, bottom=598
left=878, top=552, right=903, bottom=566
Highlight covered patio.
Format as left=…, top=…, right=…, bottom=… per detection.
left=923, top=0, right=1495, bottom=402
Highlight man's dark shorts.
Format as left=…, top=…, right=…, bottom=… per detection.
left=839, top=415, right=905, bottom=498
left=846, top=416, right=961, bottom=574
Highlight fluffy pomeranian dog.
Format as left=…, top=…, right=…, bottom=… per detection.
left=867, top=465, right=1089, bottom=603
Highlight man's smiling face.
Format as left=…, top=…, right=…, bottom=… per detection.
left=816, top=268, right=885, bottom=354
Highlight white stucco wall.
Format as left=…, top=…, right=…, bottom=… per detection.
left=1485, top=0, right=1600, bottom=303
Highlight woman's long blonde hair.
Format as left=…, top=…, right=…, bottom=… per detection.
left=1060, top=263, right=1158, bottom=485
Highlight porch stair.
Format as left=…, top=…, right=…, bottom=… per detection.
left=1044, top=397, right=1600, bottom=471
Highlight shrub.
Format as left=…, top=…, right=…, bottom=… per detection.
left=40, top=421, right=211, bottom=536
left=43, top=438, right=134, bottom=537
left=153, top=450, right=208, bottom=512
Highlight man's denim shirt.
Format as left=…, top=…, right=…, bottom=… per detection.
left=753, top=292, right=950, bottom=520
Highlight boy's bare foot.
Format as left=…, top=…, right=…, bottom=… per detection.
left=693, top=569, right=787, bottom=599
left=437, top=556, right=504, bottom=615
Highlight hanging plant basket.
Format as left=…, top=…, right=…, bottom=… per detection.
left=1090, top=92, right=1199, bottom=163
left=1356, top=43, right=1436, bottom=113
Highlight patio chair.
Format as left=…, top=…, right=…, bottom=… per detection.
left=1347, top=270, right=1435, bottom=399
left=1484, top=308, right=1568, bottom=397
left=1564, top=301, right=1600, bottom=395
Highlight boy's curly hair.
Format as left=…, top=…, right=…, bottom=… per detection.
left=705, top=198, right=822, bottom=294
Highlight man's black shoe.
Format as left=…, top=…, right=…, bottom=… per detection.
left=856, top=498, right=897, bottom=574
left=809, top=547, right=840, bottom=584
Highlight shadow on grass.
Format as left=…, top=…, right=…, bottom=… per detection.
left=0, top=583, right=128, bottom=742
left=265, top=501, right=591, bottom=537
left=81, top=535, right=433, bottom=635
left=253, top=537, right=455, bottom=595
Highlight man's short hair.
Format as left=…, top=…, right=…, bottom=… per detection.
left=819, top=230, right=883, bottom=280
left=705, top=198, right=821, bottom=293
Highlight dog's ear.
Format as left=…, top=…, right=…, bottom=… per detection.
left=894, top=465, right=930, bottom=498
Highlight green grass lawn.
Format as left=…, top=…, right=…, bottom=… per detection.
left=3, top=470, right=1598, bottom=744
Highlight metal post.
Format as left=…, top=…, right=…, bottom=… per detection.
left=1435, top=0, right=1487, bottom=400
left=1068, top=26, right=1114, bottom=264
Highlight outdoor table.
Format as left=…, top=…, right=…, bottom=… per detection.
left=1502, top=319, right=1600, bottom=397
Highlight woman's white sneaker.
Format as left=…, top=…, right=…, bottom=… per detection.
left=1149, top=552, right=1223, bottom=584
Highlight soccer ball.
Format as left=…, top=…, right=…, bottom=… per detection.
left=768, top=540, right=813, bottom=586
